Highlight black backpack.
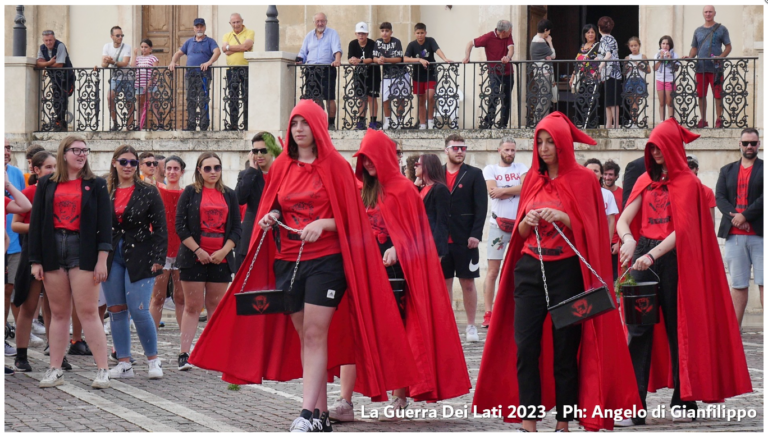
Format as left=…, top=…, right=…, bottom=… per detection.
left=40, top=40, right=75, bottom=96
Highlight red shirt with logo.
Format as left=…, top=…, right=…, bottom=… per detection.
left=640, top=185, right=674, bottom=240
left=53, top=179, right=82, bottom=231
left=200, top=187, right=228, bottom=258
left=445, top=170, right=458, bottom=244
left=19, top=185, right=38, bottom=224
left=730, top=164, right=757, bottom=236
left=608, top=186, right=623, bottom=244
left=276, top=162, right=341, bottom=261
left=420, top=184, right=433, bottom=200
left=520, top=181, right=577, bottom=261
left=113, top=186, right=134, bottom=224
left=366, top=203, right=390, bottom=244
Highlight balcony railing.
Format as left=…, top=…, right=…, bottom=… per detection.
left=289, top=57, right=758, bottom=131
left=36, top=66, right=248, bottom=132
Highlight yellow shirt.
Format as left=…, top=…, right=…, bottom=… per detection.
left=222, top=27, right=255, bottom=66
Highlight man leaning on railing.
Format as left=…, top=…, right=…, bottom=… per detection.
left=100, top=25, right=134, bottom=131
left=36, top=30, right=74, bottom=132
left=297, top=12, right=342, bottom=130
left=221, top=13, right=253, bottom=131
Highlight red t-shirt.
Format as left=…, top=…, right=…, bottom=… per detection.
left=446, top=170, right=458, bottom=244
left=608, top=186, right=623, bottom=244
left=640, top=185, right=674, bottom=240
left=113, top=186, right=134, bottom=224
left=703, top=185, right=716, bottom=209
left=420, top=184, right=433, bottom=201
left=366, top=203, right=390, bottom=244
left=473, top=30, right=514, bottom=75
left=53, top=179, right=82, bottom=232
left=158, top=187, right=183, bottom=258
left=276, top=162, right=341, bottom=261
left=3, top=196, right=9, bottom=213
left=730, top=164, right=757, bottom=236
left=199, top=187, right=228, bottom=258
left=520, top=181, right=577, bottom=261
left=19, top=185, right=38, bottom=224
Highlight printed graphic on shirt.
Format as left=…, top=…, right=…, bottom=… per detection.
left=54, top=195, right=79, bottom=225
left=646, top=187, right=671, bottom=225
left=201, top=200, right=227, bottom=231
left=366, top=205, right=389, bottom=244
left=283, top=174, right=323, bottom=239
left=527, top=198, right=566, bottom=257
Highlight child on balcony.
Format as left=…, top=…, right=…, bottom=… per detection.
left=624, top=36, right=650, bottom=128
left=654, top=35, right=680, bottom=121
left=131, top=39, right=159, bottom=130
left=404, top=23, right=452, bottom=130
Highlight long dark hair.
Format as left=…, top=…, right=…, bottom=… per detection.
left=419, top=154, right=446, bottom=186
left=27, top=151, right=55, bottom=186
left=647, top=144, right=665, bottom=182
left=108, top=145, right=147, bottom=195
left=581, top=24, right=600, bottom=45
left=360, top=156, right=383, bottom=208
left=405, top=154, right=420, bottom=183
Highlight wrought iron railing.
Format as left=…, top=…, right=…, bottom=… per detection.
left=36, top=66, right=248, bottom=132
left=289, top=57, right=757, bottom=131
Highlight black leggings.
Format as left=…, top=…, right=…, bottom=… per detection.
left=513, top=254, right=584, bottom=421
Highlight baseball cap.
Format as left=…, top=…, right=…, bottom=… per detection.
left=193, top=18, right=206, bottom=26
left=686, top=154, right=699, bottom=167
left=355, top=22, right=369, bottom=33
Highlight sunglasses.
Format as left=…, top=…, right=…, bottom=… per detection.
left=67, top=147, right=90, bottom=156
left=741, top=141, right=759, bottom=147
left=202, top=165, right=222, bottom=173
left=117, top=158, right=139, bottom=167
left=252, top=148, right=269, bottom=155
left=143, top=160, right=158, bottom=167
left=114, top=34, right=124, bottom=38
left=448, top=145, right=468, bottom=152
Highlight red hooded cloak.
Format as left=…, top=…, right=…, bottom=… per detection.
left=624, top=118, right=752, bottom=401
left=189, top=100, right=418, bottom=402
left=473, top=112, right=641, bottom=431
left=353, top=129, right=471, bottom=402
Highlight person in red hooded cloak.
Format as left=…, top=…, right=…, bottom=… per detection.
left=328, top=130, right=470, bottom=421
left=188, top=100, right=418, bottom=432
left=473, top=112, right=641, bottom=432
left=615, top=118, right=752, bottom=426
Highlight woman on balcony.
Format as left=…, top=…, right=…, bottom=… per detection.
left=596, top=16, right=622, bottom=129
left=103, top=145, right=167, bottom=380
left=570, top=24, right=601, bottom=129
left=29, top=136, right=112, bottom=389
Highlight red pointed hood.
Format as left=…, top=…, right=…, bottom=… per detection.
left=284, top=99, right=336, bottom=165
left=644, top=118, right=700, bottom=179
left=531, top=111, right=597, bottom=178
left=353, top=129, right=401, bottom=184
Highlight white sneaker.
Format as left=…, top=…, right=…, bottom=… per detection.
left=419, top=123, right=427, bottom=130
left=466, top=325, right=479, bottom=342
left=130, top=320, right=136, bottom=332
left=328, top=398, right=354, bottom=422
left=69, top=323, right=73, bottom=335
left=289, top=416, right=312, bottom=432
left=92, top=368, right=110, bottom=389
left=615, top=418, right=634, bottom=427
left=39, top=368, right=65, bottom=388
left=380, top=396, right=409, bottom=421
left=108, top=361, right=135, bottom=379
left=148, top=358, right=163, bottom=379
left=32, top=320, right=46, bottom=335
left=383, top=118, right=390, bottom=130
left=5, top=341, right=17, bottom=356
left=427, top=119, right=435, bottom=129
left=29, top=333, right=45, bottom=347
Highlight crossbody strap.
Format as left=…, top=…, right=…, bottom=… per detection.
left=240, top=216, right=305, bottom=294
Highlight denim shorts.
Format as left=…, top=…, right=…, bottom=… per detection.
left=724, top=234, right=764, bottom=288
left=110, top=79, right=135, bottom=98
left=54, top=229, right=80, bottom=270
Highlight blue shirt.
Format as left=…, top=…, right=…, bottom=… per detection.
left=691, top=24, right=731, bottom=73
left=299, top=28, right=342, bottom=64
left=181, top=36, right=219, bottom=68
left=5, top=164, right=26, bottom=255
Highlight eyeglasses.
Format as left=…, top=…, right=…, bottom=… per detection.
left=741, top=141, right=759, bottom=147
left=114, top=34, right=124, bottom=38
left=252, top=148, right=268, bottom=155
left=66, top=147, right=90, bottom=156
left=448, top=145, right=468, bottom=152
left=117, top=158, right=139, bottom=167
left=143, top=160, right=158, bottom=167
left=202, top=165, right=222, bottom=173
left=414, top=163, right=422, bottom=167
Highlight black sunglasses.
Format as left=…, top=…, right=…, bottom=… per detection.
left=114, top=34, right=124, bottom=38
left=252, top=148, right=269, bottom=155
left=143, top=160, right=158, bottom=167
left=202, top=165, right=222, bottom=173
left=741, top=141, right=759, bottom=147
left=117, top=158, right=139, bottom=167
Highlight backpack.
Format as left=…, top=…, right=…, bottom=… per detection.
left=40, top=40, right=75, bottom=97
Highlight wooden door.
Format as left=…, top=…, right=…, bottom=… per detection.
left=526, top=6, right=548, bottom=60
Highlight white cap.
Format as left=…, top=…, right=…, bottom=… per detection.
left=355, top=22, right=369, bottom=33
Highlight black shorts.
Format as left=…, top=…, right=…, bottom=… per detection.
left=179, top=260, right=233, bottom=283
left=54, top=229, right=81, bottom=270
left=604, top=77, right=622, bottom=107
left=304, top=66, right=337, bottom=101
left=441, top=243, right=481, bottom=279
left=274, top=253, right=347, bottom=314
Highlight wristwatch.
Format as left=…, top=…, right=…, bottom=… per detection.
left=226, top=44, right=230, bottom=52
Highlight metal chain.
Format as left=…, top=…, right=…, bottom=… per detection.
left=534, top=226, right=550, bottom=308
left=239, top=214, right=305, bottom=294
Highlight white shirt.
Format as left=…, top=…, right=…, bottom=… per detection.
left=654, top=49, right=680, bottom=83
left=483, top=162, right=529, bottom=227
left=601, top=188, right=619, bottom=216
left=103, top=43, right=132, bottom=65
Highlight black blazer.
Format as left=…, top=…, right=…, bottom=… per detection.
left=622, top=156, right=646, bottom=209
left=107, top=183, right=168, bottom=283
left=28, top=175, right=113, bottom=272
left=443, top=163, right=488, bottom=244
left=422, top=183, right=450, bottom=257
left=234, top=167, right=265, bottom=257
left=715, top=158, right=763, bottom=238
left=175, top=185, right=242, bottom=274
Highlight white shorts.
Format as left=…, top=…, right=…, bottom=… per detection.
left=382, top=75, right=411, bottom=102
left=487, top=225, right=512, bottom=260
left=98, top=286, right=106, bottom=307
left=163, top=256, right=178, bottom=271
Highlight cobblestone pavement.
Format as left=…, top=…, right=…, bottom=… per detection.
left=4, top=311, right=763, bottom=433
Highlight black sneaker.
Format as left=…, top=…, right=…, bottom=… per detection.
left=178, top=353, right=192, bottom=371
left=44, top=344, right=49, bottom=356
left=68, top=340, right=92, bottom=356
left=61, top=356, right=73, bottom=371
left=14, top=357, right=32, bottom=372
left=5, top=366, right=14, bottom=375
left=319, top=411, right=333, bottom=432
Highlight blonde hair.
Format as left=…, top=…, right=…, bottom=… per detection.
left=193, top=152, right=225, bottom=193
left=51, top=135, right=96, bottom=183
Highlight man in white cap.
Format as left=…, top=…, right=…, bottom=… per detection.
left=347, top=22, right=381, bottom=130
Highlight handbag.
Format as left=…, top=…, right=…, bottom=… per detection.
left=571, top=43, right=599, bottom=94
left=534, top=223, right=616, bottom=329
left=235, top=220, right=304, bottom=316
left=492, top=213, right=516, bottom=234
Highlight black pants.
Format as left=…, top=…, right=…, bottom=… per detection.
left=51, top=82, right=69, bottom=131
left=514, top=254, right=583, bottom=421
left=185, top=71, right=211, bottom=131
left=486, top=73, right=514, bottom=128
left=225, top=68, right=248, bottom=130
left=611, top=252, right=619, bottom=282
left=627, top=237, right=697, bottom=422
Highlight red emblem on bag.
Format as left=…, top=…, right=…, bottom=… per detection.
left=252, top=295, right=269, bottom=313
left=571, top=299, right=592, bottom=318
left=459, top=184, right=463, bottom=188
left=634, top=298, right=653, bottom=315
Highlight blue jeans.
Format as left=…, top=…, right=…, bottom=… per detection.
left=103, top=239, right=158, bottom=359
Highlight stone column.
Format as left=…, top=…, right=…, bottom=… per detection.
left=4, top=56, right=39, bottom=137
left=246, top=50, right=298, bottom=139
